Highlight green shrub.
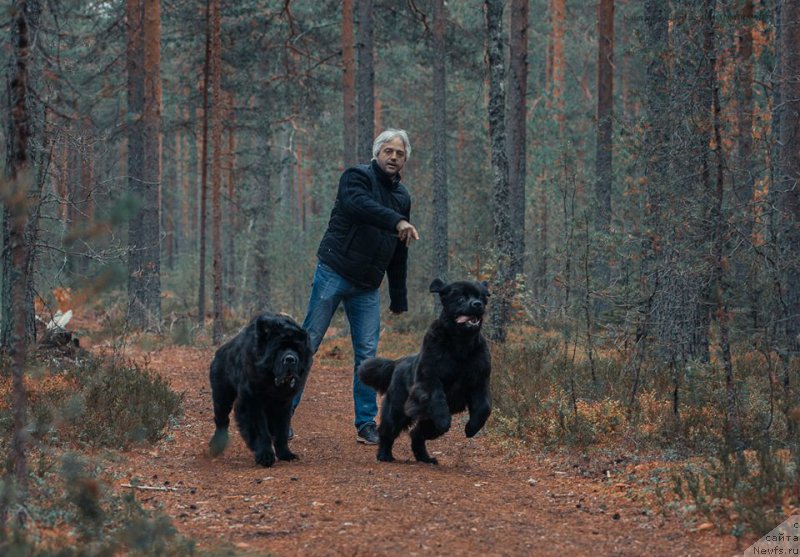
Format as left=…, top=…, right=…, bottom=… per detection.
left=64, top=355, right=183, bottom=449
left=674, top=437, right=799, bottom=539
left=0, top=456, right=196, bottom=556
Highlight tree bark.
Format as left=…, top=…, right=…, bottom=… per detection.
left=537, top=0, right=565, bottom=303
left=254, top=140, right=274, bottom=314
left=342, top=0, right=357, bottom=168
left=432, top=0, right=449, bottom=282
left=706, top=0, right=744, bottom=459
left=127, top=0, right=162, bottom=331
left=778, top=0, right=800, bottom=356
left=486, top=0, right=512, bottom=343
left=595, top=0, right=614, bottom=238
left=0, top=0, right=33, bottom=508
left=551, top=0, right=565, bottom=138
left=143, top=0, right=162, bottom=329
left=126, top=0, right=145, bottom=326
left=734, top=0, right=757, bottom=328
left=180, top=92, right=191, bottom=259
left=630, top=0, right=670, bottom=405
left=734, top=0, right=754, bottom=227
left=198, top=0, right=211, bottom=326
left=226, top=93, right=237, bottom=311
left=174, top=112, right=184, bottom=259
left=163, top=126, right=175, bottom=270
left=356, top=0, right=375, bottom=160
left=507, top=0, right=528, bottom=279
left=210, top=0, right=224, bottom=343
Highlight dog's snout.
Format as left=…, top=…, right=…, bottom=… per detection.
left=470, top=299, right=484, bottom=310
left=283, top=353, right=299, bottom=365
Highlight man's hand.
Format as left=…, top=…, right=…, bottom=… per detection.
left=395, top=219, right=420, bottom=247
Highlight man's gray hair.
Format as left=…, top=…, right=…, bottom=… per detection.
left=372, top=129, right=411, bottom=161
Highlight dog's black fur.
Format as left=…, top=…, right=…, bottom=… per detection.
left=208, top=313, right=311, bottom=467
left=358, top=278, right=491, bottom=464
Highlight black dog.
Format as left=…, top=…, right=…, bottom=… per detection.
left=208, top=313, right=311, bottom=467
left=358, top=278, right=491, bottom=464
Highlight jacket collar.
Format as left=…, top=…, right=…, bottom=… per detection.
left=371, top=159, right=401, bottom=188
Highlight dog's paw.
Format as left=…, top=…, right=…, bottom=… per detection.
left=377, top=450, right=395, bottom=462
left=255, top=450, right=276, bottom=467
left=416, top=455, right=439, bottom=465
left=277, top=450, right=298, bottom=461
left=208, top=428, right=229, bottom=456
left=465, top=422, right=482, bottom=438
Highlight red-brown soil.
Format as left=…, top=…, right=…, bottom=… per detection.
left=103, top=337, right=742, bottom=557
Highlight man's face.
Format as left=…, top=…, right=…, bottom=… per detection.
left=375, top=137, right=407, bottom=177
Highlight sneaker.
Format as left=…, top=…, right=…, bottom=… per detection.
left=356, top=423, right=379, bottom=445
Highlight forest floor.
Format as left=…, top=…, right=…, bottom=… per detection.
left=88, top=329, right=747, bottom=557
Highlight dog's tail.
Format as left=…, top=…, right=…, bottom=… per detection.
left=358, top=357, right=395, bottom=393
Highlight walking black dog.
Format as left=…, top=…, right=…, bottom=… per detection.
left=358, top=278, right=491, bottom=464
left=208, top=313, right=311, bottom=467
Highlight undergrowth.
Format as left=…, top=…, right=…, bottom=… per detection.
left=63, top=353, right=183, bottom=449
left=481, top=325, right=800, bottom=539
left=0, top=452, right=196, bottom=556
left=0, top=344, right=188, bottom=554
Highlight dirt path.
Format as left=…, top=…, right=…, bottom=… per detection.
left=108, top=341, right=741, bottom=557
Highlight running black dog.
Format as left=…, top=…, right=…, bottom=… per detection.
left=358, top=278, right=491, bottom=464
left=208, top=313, right=311, bottom=467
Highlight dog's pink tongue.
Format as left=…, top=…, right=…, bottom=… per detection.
left=456, top=315, right=470, bottom=324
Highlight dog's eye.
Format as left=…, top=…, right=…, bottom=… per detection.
left=458, top=296, right=466, bottom=303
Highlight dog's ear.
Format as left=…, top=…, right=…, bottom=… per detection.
left=429, top=278, right=446, bottom=293
left=256, top=314, right=281, bottom=336
left=481, top=281, right=491, bottom=297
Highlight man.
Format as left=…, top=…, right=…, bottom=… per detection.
left=292, top=129, right=420, bottom=444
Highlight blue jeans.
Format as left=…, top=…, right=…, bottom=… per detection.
left=293, top=262, right=380, bottom=430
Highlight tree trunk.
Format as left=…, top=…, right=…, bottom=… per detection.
left=126, top=0, right=147, bottom=327
left=140, top=0, right=162, bottom=330
left=180, top=92, right=191, bottom=260
left=127, top=0, right=162, bottom=330
left=641, top=0, right=669, bottom=261
left=1, top=0, right=40, bottom=358
left=296, top=140, right=306, bottom=228
left=486, top=0, right=512, bottom=343
left=734, top=0, right=754, bottom=227
left=254, top=140, right=274, bottom=314
left=537, top=0, right=564, bottom=303
left=210, top=0, right=223, bottom=344
left=694, top=0, right=715, bottom=363
left=432, top=0, right=449, bottom=282
left=80, top=117, right=95, bottom=227
left=342, top=0, right=357, bottom=168
left=56, top=128, right=69, bottom=224
left=595, top=0, right=614, bottom=241
left=507, top=0, right=528, bottom=279
left=619, top=0, right=634, bottom=120
left=226, top=94, right=237, bottom=311
left=779, top=0, right=800, bottom=356
left=356, top=0, right=375, bottom=160
left=163, top=126, right=175, bottom=270
left=2, top=0, right=34, bottom=511
left=734, top=0, right=757, bottom=329
left=198, top=0, right=211, bottom=326
left=630, top=0, right=670, bottom=406
left=174, top=113, right=184, bottom=259
left=551, top=0, right=565, bottom=138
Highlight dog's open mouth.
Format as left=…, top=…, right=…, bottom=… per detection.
left=455, top=315, right=482, bottom=327
left=275, top=375, right=298, bottom=388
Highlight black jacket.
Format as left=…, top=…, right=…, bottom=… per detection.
left=317, top=160, right=411, bottom=312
